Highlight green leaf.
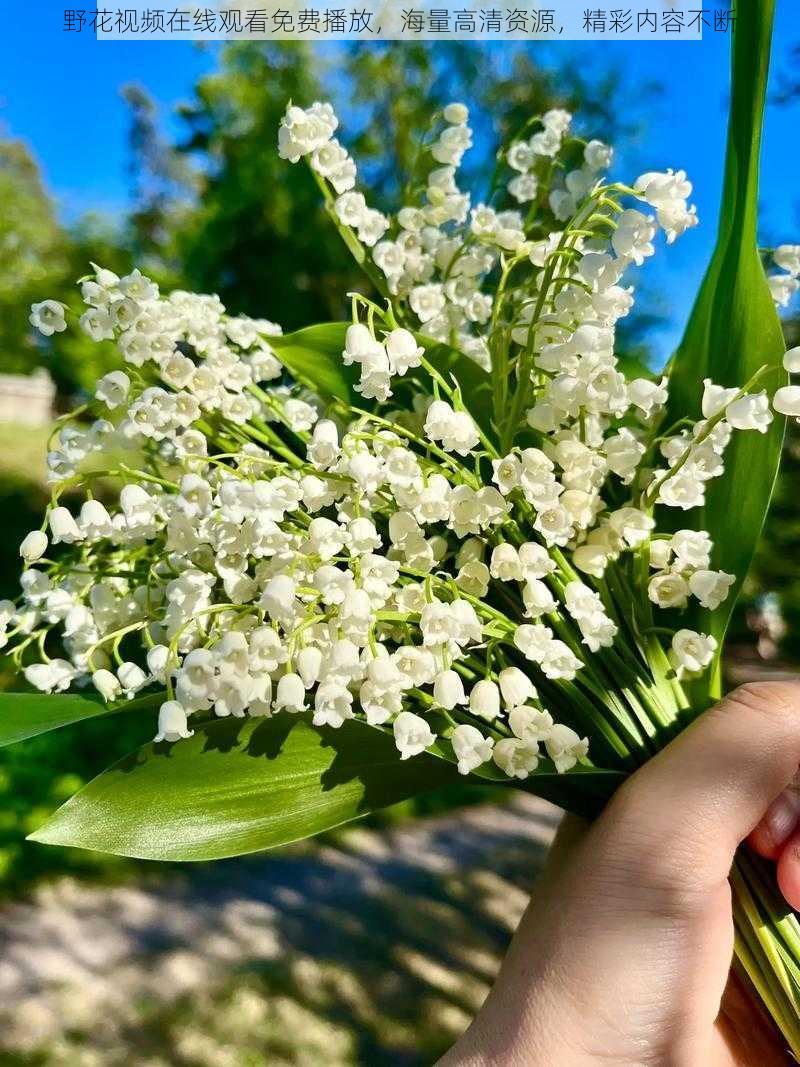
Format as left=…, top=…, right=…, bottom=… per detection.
left=29, top=713, right=462, bottom=861
left=0, top=689, right=165, bottom=748
left=270, top=322, right=494, bottom=438
left=663, top=0, right=786, bottom=700
left=29, top=707, right=627, bottom=860
left=270, top=323, right=360, bottom=403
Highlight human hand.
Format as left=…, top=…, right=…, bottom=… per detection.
left=440, top=681, right=800, bottom=1066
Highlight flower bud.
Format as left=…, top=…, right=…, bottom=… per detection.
left=455, top=537, right=484, bottom=569
left=443, top=102, right=469, bottom=124
left=308, top=419, right=339, bottom=468
left=19, top=530, right=48, bottom=563
left=146, top=644, right=171, bottom=682
left=774, top=385, right=800, bottom=418
left=648, top=539, right=672, bottom=570
left=296, top=646, right=323, bottom=688
left=469, top=678, right=501, bottom=720
left=498, top=667, right=537, bottom=708
left=92, top=668, right=122, bottom=703
left=118, top=661, right=148, bottom=697
left=433, top=669, right=466, bottom=710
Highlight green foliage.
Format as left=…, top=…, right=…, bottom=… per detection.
left=0, top=140, right=133, bottom=397
left=26, top=704, right=624, bottom=860
left=271, top=322, right=494, bottom=435
left=30, top=714, right=462, bottom=860
left=0, top=689, right=163, bottom=749
left=270, top=323, right=361, bottom=403
left=663, top=0, right=786, bottom=702
left=0, top=141, right=69, bottom=377
left=0, top=708, right=157, bottom=892
left=744, top=318, right=800, bottom=657
left=135, top=44, right=363, bottom=329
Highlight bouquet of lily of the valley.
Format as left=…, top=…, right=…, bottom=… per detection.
left=5, top=2, right=800, bottom=1052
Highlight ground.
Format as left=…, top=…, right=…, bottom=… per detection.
left=0, top=794, right=558, bottom=1066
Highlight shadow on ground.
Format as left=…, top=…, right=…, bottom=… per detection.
left=0, top=794, right=559, bottom=1066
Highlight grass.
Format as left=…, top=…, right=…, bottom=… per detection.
left=0, top=421, right=50, bottom=485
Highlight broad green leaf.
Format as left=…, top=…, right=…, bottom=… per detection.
left=663, top=0, right=785, bottom=701
left=0, top=689, right=164, bottom=748
left=270, top=322, right=494, bottom=438
left=30, top=708, right=627, bottom=860
left=270, top=323, right=360, bottom=403
left=29, top=713, right=462, bottom=861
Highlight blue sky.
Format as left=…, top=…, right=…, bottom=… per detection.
left=1, top=3, right=799, bottom=360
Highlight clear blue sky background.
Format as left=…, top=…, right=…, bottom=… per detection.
left=1, top=3, right=799, bottom=361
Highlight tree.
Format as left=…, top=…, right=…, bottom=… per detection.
left=125, top=43, right=649, bottom=332
left=0, top=140, right=70, bottom=376
left=0, top=139, right=133, bottom=398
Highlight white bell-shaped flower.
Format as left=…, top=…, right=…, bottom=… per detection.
left=92, top=668, right=122, bottom=703
left=155, top=701, right=194, bottom=743
left=451, top=724, right=494, bottom=775
left=393, top=711, right=436, bottom=760
left=49, top=506, right=84, bottom=545
left=498, top=667, right=537, bottom=709
left=433, top=669, right=467, bottom=710
left=275, top=673, right=307, bottom=713
left=19, top=530, right=48, bottom=564
left=296, top=646, right=323, bottom=688
left=469, top=679, right=500, bottom=721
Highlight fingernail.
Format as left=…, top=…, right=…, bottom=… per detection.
left=764, top=792, right=800, bottom=849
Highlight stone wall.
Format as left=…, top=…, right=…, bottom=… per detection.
left=0, top=370, right=55, bottom=426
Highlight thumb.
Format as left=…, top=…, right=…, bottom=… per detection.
left=602, top=680, right=800, bottom=891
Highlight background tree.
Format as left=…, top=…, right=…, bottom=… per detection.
left=125, top=43, right=650, bottom=331
left=0, top=140, right=69, bottom=375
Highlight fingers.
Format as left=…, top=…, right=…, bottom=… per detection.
left=776, top=834, right=800, bottom=910
left=747, top=778, right=800, bottom=859
left=603, top=681, right=800, bottom=891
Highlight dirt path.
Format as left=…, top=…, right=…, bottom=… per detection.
left=0, top=794, right=559, bottom=1066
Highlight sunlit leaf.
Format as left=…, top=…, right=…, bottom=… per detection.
left=270, top=323, right=360, bottom=403
left=270, top=322, right=494, bottom=437
left=663, top=0, right=786, bottom=701
left=29, top=713, right=460, bottom=860
left=0, top=689, right=164, bottom=748
left=30, top=710, right=627, bottom=859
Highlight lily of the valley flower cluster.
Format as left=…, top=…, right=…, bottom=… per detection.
left=9, top=101, right=798, bottom=786
left=278, top=100, right=703, bottom=373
